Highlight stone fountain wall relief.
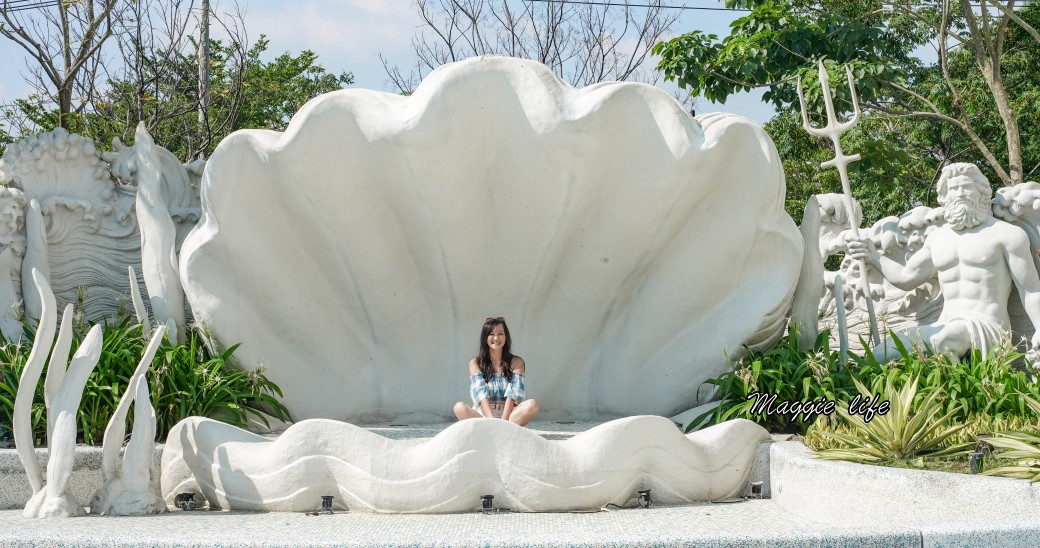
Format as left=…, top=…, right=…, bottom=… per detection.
left=179, top=56, right=804, bottom=422
left=0, top=126, right=202, bottom=332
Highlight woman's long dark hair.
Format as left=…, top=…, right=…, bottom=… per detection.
left=476, top=317, right=514, bottom=382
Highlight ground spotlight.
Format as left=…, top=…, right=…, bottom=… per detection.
left=481, top=494, right=494, bottom=514
left=749, top=481, right=764, bottom=499
left=968, top=452, right=984, bottom=474
left=637, top=489, right=652, bottom=508
left=306, top=495, right=336, bottom=516
left=175, top=492, right=196, bottom=511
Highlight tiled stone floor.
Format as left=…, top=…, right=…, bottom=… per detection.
left=0, top=501, right=919, bottom=547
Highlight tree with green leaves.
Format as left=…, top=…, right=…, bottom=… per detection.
left=3, top=35, right=352, bottom=161
left=96, top=35, right=353, bottom=160
left=0, top=0, right=122, bottom=130
left=653, top=0, right=1039, bottom=199
left=2, top=0, right=353, bottom=161
left=768, top=110, right=936, bottom=225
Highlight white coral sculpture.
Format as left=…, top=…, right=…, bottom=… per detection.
left=89, top=324, right=167, bottom=515
left=13, top=268, right=168, bottom=517
left=15, top=268, right=102, bottom=517
left=88, top=266, right=168, bottom=515
left=132, top=122, right=185, bottom=343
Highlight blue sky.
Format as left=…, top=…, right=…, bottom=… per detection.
left=0, top=0, right=775, bottom=123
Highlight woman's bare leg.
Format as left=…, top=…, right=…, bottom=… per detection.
left=508, top=399, right=539, bottom=426
left=453, top=401, right=482, bottom=420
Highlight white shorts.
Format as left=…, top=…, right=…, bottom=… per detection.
left=474, top=402, right=505, bottom=419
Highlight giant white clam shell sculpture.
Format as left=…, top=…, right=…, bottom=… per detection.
left=179, top=56, right=803, bottom=421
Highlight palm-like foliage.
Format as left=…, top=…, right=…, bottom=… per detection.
left=814, top=375, right=969, bottom=463
left=984, top=394, right=1040, bottom=481
left=697, top=330, right=1040, bottom=437
left=983, top=430, right=1040, bottom=482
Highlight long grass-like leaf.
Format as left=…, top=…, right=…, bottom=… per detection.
left=814, top=373, right=968, bottom=463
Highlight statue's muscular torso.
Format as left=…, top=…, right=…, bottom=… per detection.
left=926, top=216, right=1023, bottom=325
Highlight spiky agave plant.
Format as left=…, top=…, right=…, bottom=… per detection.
left=983, top=394, right=1040, bottom=481
left=983, top=431, right=1040, bottom=481
left=814, top=375, right=969, bottom=463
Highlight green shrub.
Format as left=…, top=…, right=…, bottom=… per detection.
left=983, top=430, right=1040, bottom=481
left=813, top=375, right=969, bottom=463
left=687, top=328, right=856, bottom=433
left=808, top=413, right=1040, bottom=452
left=981, top=394, right=1040, bottom=481
left=0, top=333, right=28, bottom=441
left=0, top=317, right=291, bottom=445
left=692, top=329, right=1040, bottom=438
left=854, top=337, right=1040, bottom=423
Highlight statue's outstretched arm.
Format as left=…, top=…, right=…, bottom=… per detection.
left=848, top=237, right=935, bottom=290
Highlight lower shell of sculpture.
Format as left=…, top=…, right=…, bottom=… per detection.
left=160, top=416, right=770, bottom=513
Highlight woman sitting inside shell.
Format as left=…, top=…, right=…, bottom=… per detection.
left=453, top=317, right=539, bottom=425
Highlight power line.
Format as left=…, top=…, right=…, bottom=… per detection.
left=525, top=0, right=749, bottom=10
left=524, top=0, right=1033, bottom=10
left=1, top=0, right=57, bottom=13
left=1, top=0, right=51, bottom=7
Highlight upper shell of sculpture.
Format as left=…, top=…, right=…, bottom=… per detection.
left=180, top=56, right=802, bottom=421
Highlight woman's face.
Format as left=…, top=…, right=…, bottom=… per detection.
left=487, top=324, right=507, bottom=352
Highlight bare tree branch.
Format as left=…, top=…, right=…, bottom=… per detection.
left=0, top=0, right=122, bottom=127
left=382, top=0, right=678, bottom=93
left=982, top=0, right=1040, bottom=45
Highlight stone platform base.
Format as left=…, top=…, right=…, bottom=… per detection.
left=1, top=420, right=773, bottom=511
left=0, top=445, right=164, bottom=511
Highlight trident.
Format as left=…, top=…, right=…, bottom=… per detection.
left=797, top=60, right=880, bottom=348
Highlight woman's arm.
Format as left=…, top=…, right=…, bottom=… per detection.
left=501, top=398, right=515, bottom=421
left=502, top=357, right=526, bottom=421
left=468, top=358, right=495, bottom=418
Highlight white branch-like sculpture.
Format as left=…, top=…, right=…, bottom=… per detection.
left=15, top=267, right=106, bottom=518
left=20, top=200, right=50, bottom=323
left=13, top=269, right=57, bottom=501
left=43, top=304, right=74, bottom=447
left=91, top=324, right=167, bottom=515
left=15, top=267, right=169, bottom=517
left=29, top=325, right=103, bottom=518
left=133, top=122, right=185, bottom=343
left=128, top=265, right=152, bottom=339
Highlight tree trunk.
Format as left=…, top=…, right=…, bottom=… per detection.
left=984, top=68, right=1023, bottom=185
left=59, top=0, right=72, bottom=128
left=57, top=87, right=73, bottom=130
left=198, top=0, right=210, bottom=127
left=960, top=0, right=1023, bottom=185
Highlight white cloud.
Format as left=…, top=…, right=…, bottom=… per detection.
left=239, top=0, right=422, bottom=91
left=343, top=0, right=414, bottom=17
